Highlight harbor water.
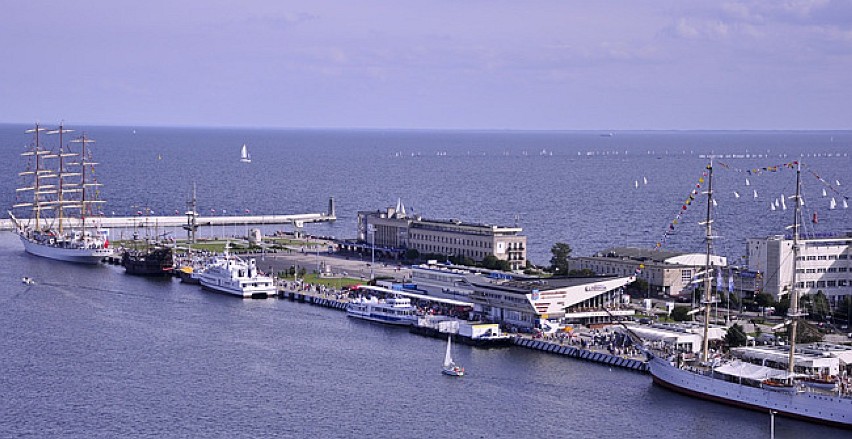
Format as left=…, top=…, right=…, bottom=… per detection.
left=1, top=125, right=851, bottom=437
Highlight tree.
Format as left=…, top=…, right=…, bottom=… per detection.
left=755, top=292, right=776, bottom=308
left=626, top=278, right=649, bottom=296
left=670, top=306, right=690, bottom=322
left=549, top=242, right=572, bottom=274
left=786, top=320, right=824, bottom=344
left=568, top=268, right=596, bottom=277
left=809, top=291, right=831, bottom=321
left=724, top=324, right=748, bottom=347
left=404, top=248, right=420, bottom=261
left=481, top=255, right=499, bottom=270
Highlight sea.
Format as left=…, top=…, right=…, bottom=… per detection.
left=1, top=124, right=850, bottom=438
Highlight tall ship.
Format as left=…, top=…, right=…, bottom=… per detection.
left=644, top=161, right=852, bottom=428
left=8, top=124, right=114, bottom=264
left=122, top=245, right=174, bottom=277
left=198, top=246, right=276, bottom=298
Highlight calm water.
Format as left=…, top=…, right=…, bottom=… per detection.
left=1, top=125, right=851, bottom=437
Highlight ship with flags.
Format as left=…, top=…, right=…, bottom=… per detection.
left=8, top=124, right=114, bottom=264
left=643, top=161, right=852, bottom=429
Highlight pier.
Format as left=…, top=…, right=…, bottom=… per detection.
left=0, top=212, right=336, bottom=232
left=273, top=285, right=650, bottom=373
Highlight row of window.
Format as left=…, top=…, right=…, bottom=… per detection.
left=410, top=233, right=493, bottom=248
left=796, top=254, right=850, bottom=261
left=797, top=267, right=849, bottom=273
left=797, top=280, right=852, bottom=288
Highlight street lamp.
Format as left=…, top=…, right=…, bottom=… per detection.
left=367, top=224, right=375, bottom=281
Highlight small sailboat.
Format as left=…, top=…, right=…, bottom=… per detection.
left=822, top=188, right=827, bottom=197
left=770, top=202, right=776, bottom=211
left=712, top=199, right=717, bottom=207
left=240, top=143, right=251, bottom=163
left=829, top=197, right=837, bottom=210
left=643, top=176, right=648, bottom=185
left=745, top=178, right=750, bottom=186
left=844, top=198, right=849, bottom=209
left=836, top=179, right=841, bottom=186
left=634, top=180, right=639, bottom=189
left=441, top=336, right=464, bottom=377
left=733, top=191, right=740, bottom=199
left=21, top=277, right=34, bottom=285
left=780, top=195, right=787, bottom=211
left=753, top=189, right=758, bottom=199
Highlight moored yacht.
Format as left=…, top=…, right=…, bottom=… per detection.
left=198, top=249, right=276, bottom=298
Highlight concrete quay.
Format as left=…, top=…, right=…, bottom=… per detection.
left=0, top=212, right=336, bottom=231
left=513, top=337, right=648, bottom=373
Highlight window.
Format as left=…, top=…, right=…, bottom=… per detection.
left=681, top=269, right=693, bottom=283
left=806, top=256, right=817, bottom=261
left=817, top=268, right=827, bottom=273
left=828, top=267, right=838, bottom=273
left=806, top=281, right=815, bottom=288
left=827, top=281, right=836, bottom=287
left=816, top=281, right=826, bottom=288
left=817, top=255, right=827, bottom=260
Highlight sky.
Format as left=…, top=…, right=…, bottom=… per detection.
left=1, top=0, right=851, bottom=130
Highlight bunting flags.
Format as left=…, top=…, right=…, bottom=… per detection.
left=656, top=168, right=707, bottom=250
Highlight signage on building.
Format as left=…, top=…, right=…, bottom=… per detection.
left=585, top=284, right=607, bottom=292
left=531, top=289, right=540, bottom=300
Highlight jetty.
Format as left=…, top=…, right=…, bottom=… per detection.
left=0, top=212, right=336, bottom=232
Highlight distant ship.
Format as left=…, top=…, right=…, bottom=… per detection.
left=8, top=124, right=113, bottom=264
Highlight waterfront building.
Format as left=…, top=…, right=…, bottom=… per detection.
left=356, top=200, right=528, bottom=270
left=747, top=232, right=852, bottom=306
left=569, top=247, right=726, bottom=298
left=467, top=275, right=635, bottom=329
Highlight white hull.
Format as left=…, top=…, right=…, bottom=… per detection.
left=346, top=309, right=418, bottom=326
left=199, top=275, right=276, bottom=298
left=647, top=354, right=852, bottom=428
left=19, top=234, right=113, bottom=264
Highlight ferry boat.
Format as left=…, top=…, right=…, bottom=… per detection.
left=9, top=124, right=113, bottom=264
left=644, top=161, right=852, bottom=429
left=198, top=248, right=276, bottom=298
left=346, top=295, right=419, bottom=326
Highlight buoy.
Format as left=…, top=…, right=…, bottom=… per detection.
left=812, top=212, right=818, bottom=224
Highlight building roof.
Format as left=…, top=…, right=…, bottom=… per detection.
left=582, top=247, right=726, bottom=267
left=470, top=275, right=623, bottom=294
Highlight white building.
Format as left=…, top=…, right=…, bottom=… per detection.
left=747, top=232, right=852, bottom=306
left=569, top=247, right=727, bottom=298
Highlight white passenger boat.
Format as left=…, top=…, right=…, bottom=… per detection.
left=198, top=248, right=276, bottom=298
left=346, top=295, right=419, bottom=326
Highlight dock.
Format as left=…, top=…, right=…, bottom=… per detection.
left=274, top=286, right=649, bottom=372
left=0, top=212, right=336, bottom=232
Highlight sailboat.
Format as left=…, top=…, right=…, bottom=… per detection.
left=829, top=197, right=837, bottom=210
left=753, top=189, right=758, bottom=198
left=441, top=336, right=464, bottom=377
left=644, top=161, right=852, bottom=428
left=8, top=124, right=113, bottom=264
left=240, top=143, right=251, bottom=163
left=822, top=188, right=827, bottom=197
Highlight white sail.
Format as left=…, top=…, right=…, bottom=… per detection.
left=829, top=197, right=837, bottom=210
left=822, top=188, right=827, bottom=197
left=643, top=176, right=648, bottom=185
left=443, top=337, right=454, bottom=368
left=745, top=178, right=750, bottom=186
left=770, top=202, right=775, bottom=211
left=634, top=180, right=638, bottom=189
left=844, top=199, right=849, bottom=209
left=753, top=189, right=758, bottom=198
left=733, top=191, right=740, bottom=199
left=240, top=144, right=251, bottom=163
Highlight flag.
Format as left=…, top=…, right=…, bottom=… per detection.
left=716, top=269, right=723, bottom=292
left=728, top=272, right=735, bottom=293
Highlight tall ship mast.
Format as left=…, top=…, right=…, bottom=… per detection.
left=8, top=124, right=114, bottom=264
left=644, top=160, right=852, bottom=429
